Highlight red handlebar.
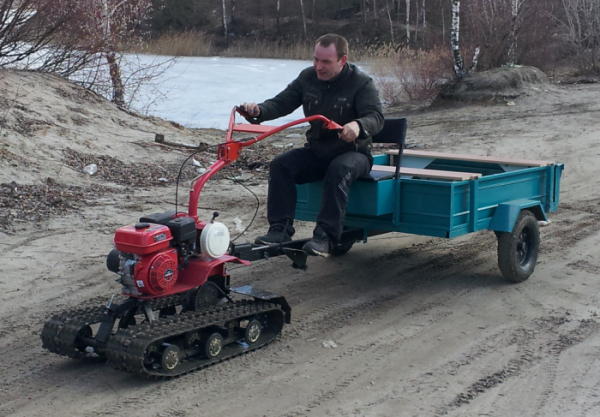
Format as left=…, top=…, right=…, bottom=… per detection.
left=188, top=107, right=343, bottom=219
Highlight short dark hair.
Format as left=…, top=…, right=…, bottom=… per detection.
left=316, top=34, right=349, bottom=60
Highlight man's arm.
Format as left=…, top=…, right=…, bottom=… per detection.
left=353, top=78, right=384, bottom=138
left=256, top=78, right=304, bottom=122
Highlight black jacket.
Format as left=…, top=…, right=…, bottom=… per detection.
left=257, top=63, right=384, bottom=160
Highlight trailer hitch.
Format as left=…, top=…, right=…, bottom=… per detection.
left=230, top=239, right=310, bottom=270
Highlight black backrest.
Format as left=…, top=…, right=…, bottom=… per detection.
left=372, top=118, right=407, bottom=180
left=372, top=118, right=407, bottom=146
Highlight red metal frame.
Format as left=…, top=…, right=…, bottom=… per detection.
left=187, top=107, right=341, bottom=219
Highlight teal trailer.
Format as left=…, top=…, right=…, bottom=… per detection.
left=226, top=112, right=563, bottom=283
left=294, top=118, right=564, bottom=283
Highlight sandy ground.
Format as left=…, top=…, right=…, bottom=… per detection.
left=1, top=68, right=600, bottom=417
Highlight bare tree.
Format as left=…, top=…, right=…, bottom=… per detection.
left=231, top=0, right=235, bottom=25
left=440, top=0, right=446, bottom=44
left=222, top=0, right=228, bottom=38
left=507, top=0, right=522, bottom=64
left=406, top=0, right=411, bottom=43
left=299, top=0, right=307, bottom=38
left=553, top=0, right=600, bottom=72
left=0, top=0, right=95, bottom=74
left=385, top=0, right=396, bottom=45
left=49, top=0, right=152, bottom=107
left=276, top=0, right=280, bottom=29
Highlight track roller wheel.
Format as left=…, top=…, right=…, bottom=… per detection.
left=202, top=333, right=224, bottom=359
left=144, top=344, right=159, bottom=365
left=161, top=345, right=181, bottom=372
left=244, top=319, right=262, bottom=345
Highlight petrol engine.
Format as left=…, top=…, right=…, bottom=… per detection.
left=106, top=211, right=197, bottom=297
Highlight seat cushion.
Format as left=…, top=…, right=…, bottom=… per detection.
left=359, top=170, right=395, bottom=182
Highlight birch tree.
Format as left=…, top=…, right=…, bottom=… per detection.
left=406, top=0, right=411, bottom=42
left=451, top=0, right=479, bottom=79
left=221, top=0, right=228, bottom=38
left=507, top=0, right=522, bottom=64
left=299, top=0, right=307, bottom=38
left=385, top=0, right=396, bottom=45
left=276, top=0, right=280, bottom=28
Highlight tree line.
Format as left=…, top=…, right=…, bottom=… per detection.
left=1, top=0, right=598, bottom=108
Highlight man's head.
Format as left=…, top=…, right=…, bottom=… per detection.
left=313, top=34, right=348, bottom=81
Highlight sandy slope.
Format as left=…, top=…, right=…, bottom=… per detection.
left=1, top=68, right=600, bottom=417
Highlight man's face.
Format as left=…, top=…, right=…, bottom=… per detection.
left=313, top=44, right=347, bottom=81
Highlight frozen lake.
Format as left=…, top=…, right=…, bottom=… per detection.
left=130, top=56, right=312, bottom=130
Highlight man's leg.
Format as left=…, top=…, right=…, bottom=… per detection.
left=255, top=148, right=328, bottom=244
left=303, top=151, right=371, bottom=255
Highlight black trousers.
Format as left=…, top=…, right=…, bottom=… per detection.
left=267, top=147, right=371, bottom=243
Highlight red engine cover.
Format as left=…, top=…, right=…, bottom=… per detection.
left=114, top=223, right=172, bottom=255
left=134, top=249, right=179, bottom=295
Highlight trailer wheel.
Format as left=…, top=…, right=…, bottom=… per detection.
left=161, top=345, right=181, bottom=372
left=330, top=240, right=354, bottom=257
left=203, top=333, right=223, bottom=359
left=245, top=319, right=262, bottom=345
left=497, top=210, right=540, bottom=283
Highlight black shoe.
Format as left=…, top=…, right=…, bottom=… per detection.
left=254, top=228, right=292, bottom=245
left=302, top=233, right=331, bottom=257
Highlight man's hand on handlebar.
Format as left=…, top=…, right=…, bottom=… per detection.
left=241, top=103, right=261, bottom=117
left=339, top=121, right=360, bottom=143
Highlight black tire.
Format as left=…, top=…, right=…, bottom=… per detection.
left=329, top=240, right=354, bottom=257
left=202, top=333, right=224, bottom=359
left=244, top=319, right=262, bottom=345
left=497, top=210, right=540, bottom=283
left=161, top=345, right=181, bottom=372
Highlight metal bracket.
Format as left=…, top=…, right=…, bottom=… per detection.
left=143, top=304, right=156, bottom=322
left=283, top=248, right=308, bottom=270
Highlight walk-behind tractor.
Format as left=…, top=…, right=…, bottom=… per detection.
left=41, top=107, right=342, bottom=377
left=42, top=107, right=563, bottom=377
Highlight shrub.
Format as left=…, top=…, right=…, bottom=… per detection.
left=368, top=45, right=453, bottom=106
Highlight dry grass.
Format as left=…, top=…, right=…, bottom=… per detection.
left=136, top=32, right=313, bottom=60
left=132, top=31, right=214, bottom=57
left=220, top=39, right=313, bottom=60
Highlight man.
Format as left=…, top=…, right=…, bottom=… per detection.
left=243, top=33, right=383, bottom=257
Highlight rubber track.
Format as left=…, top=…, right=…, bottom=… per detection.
left=105, top=299, right=283, bottom=378
left=40, top=294, right=183, bottom=361
left=41, top=306, right=108, bottom=361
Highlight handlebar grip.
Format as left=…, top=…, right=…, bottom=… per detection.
left=235, top=106, right=261, bottom=125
